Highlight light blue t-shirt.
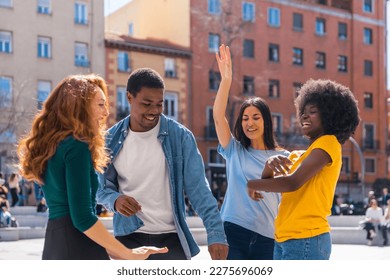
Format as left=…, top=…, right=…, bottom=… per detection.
left=218, top=137, right=290, bottom=239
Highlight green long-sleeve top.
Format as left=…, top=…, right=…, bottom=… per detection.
left=42, top=136, right=98, bottom=232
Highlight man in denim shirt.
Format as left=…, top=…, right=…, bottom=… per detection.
left=97, top=68, right=228, bottom=260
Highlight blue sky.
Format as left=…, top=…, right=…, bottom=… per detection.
left=104, top=0, right=132, bottom=16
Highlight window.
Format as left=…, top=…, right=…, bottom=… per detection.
left=293, top=82, right=302, bottom=98
left=74, top=2, right=88, bottom=24
left=272, top=114, right=282, bottom=134
left=365, top=158, right=375, bottom=173
left=242, top=2, right=255, bottom=22
left=208, top=0, right=220, bottom=14
left=268, top=43, right=279, bottom=62
left=0, top=76, right=12, bottom=108
left=338, top=55, right=347, bottom=72
left=364, top=92, right=373, bottom=109
left=268, top=80, right=280, bottom=98
left=117, top=52, right=130, bottom=72
left=37, top=0, right=51, bottom=14
left=364, top=60, right=373, bottom=76
left=0, top=31, right=12, bottom=53
left=164, top=58, right=177, bottom=78
left=243, top=39, right=254, bottom=58
left=292, top=47, right=303, bottom=65
left=315, top=52, right=326, bottom=69
left=75, top=42, right=89, bottom=67
left=315, top=18, right=326, bottom=35
left=243, top=76, right=254, bottom=95
left=128, top=23, right=134, bottom=36
left=268, top=7, right=280, bottom=27
left=363, top=123, right=375, bottom=149
left=164, top=92, right=178, bottom=121
left=363, top=28, right=373, bottom=44
left=341, top=157, right=350, bottom=174
left=209, top=70, right=221, bottom=91
left=37, top=36, right=51, bottom=58
left=37, top=80, right=51, bottom=109
left=116, top=86, right=130, bottom=121
left=208, top=148, right=225, bottom=166
left=293, top=13, right=303, bottom=31
left=208, top=33, right=220, bottom=53
left=363, top=0, right=373, bottom=13
left=0, top=0, right=12, bottom=8
left=338, top=22, right=347, bottom=40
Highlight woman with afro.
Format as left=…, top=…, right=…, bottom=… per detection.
left=247, top=79, right=360, bottom=260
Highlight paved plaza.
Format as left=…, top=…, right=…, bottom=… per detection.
left=1, top=238, right=389, bottom=260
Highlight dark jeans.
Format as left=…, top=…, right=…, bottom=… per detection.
left=363, top=222, right=389, bottom=242
left=224, top=221, right=275, bottom=260
left=116, top=232, right=187, bottom=260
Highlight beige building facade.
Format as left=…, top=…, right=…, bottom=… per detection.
left=104, top=34, right=191, bottom=128
left=0, top=0, right=105, bottom=173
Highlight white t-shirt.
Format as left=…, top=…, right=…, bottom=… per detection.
left=113, top=119, right=175, bottom=233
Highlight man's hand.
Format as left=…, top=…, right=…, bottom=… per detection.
left=265, top=155, right=292, bottom=176
left=114, top=195, right=142, bottom=217
left=248, top=189, right=264, bottom=201
left=208, top=243, right=229, bottom=260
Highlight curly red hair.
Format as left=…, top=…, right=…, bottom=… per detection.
left=17, top=74, right=110, bottom=185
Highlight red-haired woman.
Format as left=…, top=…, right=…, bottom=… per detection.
left=17, top=74, right=167, bottom=260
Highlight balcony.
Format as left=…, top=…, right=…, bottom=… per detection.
left=361, top=139, right=380, bottom=151
left=275, top=132, right=309, bottom=149
left=299, top=0, right=351, bottom=11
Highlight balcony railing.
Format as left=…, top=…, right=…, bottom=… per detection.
left=361, top=139, right=380, bottom=151
left=275, top=132, right=309, bottom=149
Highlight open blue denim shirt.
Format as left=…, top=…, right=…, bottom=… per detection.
left=96, top=114, right=227, bottom=259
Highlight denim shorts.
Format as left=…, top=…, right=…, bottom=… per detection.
left=273, top=232, right=332, bottom=260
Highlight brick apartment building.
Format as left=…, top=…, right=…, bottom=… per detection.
left=106, top=0, right=388, bottom=201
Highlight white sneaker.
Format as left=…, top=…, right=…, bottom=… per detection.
left=367, top=240, right=373, bottom=246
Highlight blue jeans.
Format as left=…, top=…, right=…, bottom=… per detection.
left=274, top=232, right=332, bottom=260
left=224, top=221, right=275, bottom=260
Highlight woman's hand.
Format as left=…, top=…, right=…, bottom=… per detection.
left=215, top=44, right=232, bottom=81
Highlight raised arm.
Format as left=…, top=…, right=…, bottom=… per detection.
left=213, top=44, right=233, bottom=148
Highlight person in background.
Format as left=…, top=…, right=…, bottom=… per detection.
left=247, top=79, right=360, bottom=259
left=380, top=187, right=390, bottom=210
left=362, top=199, right=384, bottom=246
left=36, top=197, right=48, bottom=213
left=213, top=44, right=289, bottom=260
left=0, top=196, right=12, bottom=227
left=97, top=68, right=228, bottom=260
left=17, top=74, right=167, bottom=260
left=8, top=173, right=20, bottom=207
left=382, top=198, right=390, bottom=246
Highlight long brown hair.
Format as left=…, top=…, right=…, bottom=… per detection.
left=17, top=74, right=110, bottom=185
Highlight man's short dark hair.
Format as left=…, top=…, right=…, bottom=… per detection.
left=126, top=68, right=165, bottom=97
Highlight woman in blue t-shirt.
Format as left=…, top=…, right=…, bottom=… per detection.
left=214, top=45, right=289, bottom=259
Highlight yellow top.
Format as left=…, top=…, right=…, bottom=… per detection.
left=274, top=135, right=341, bottom=242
